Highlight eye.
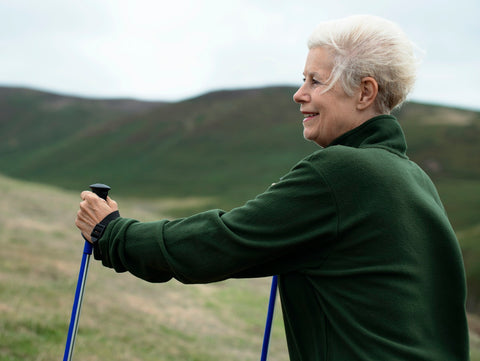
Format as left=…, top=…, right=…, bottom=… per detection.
left=302, top=75, right=325, bottom=86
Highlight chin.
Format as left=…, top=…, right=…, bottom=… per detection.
left=304, top=133, right=325, bottom=148
left=303, top=129, right=315, bottom=141
left=303, top=133, right=319, bottom=146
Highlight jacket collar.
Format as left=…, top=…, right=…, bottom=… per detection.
left=328, top=115, right=408, bottom=157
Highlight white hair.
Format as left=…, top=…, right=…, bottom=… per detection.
left=308, top=15, right=420, bottom=114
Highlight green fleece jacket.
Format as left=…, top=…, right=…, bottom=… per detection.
left=98, top=115, right=469, bottom=361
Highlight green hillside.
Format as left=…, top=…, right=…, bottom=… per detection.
left=0, top=86, right=479, bottom=225
left=1, top=86, right=479, bottom=221
left=0, top=86, right=318, bottom=207
left=1, top=86, right=480, bottom=311
left=0, top=86, right=165, bottom=183
left=0, top=87, right=165, bottom=149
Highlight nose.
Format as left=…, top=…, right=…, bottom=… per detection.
left=293, top=83, right=309, bottom=104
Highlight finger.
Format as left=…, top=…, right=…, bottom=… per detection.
left=79, top=198, right=104, bottom=220
left=75, top=211, right=88, bottom=230
left=83, top=192, right=108, bottom=207
left=80, top=191, right=94, bottom=200
left=77, top=206, right=95, bottom=226
left=106, top=196, right=118, bottom=209
left=75, top=212, right=92, bottom=236
left=79, top=199, right=93, bottom=213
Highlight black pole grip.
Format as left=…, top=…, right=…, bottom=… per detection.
left=89, top=183, right=111, bottom=200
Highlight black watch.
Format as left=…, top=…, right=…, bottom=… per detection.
left=90, top=210, right=120, bottom=260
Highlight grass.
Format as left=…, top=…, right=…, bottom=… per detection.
left=0, top=173, right=478, bottom=360
left=0, top=174, right=288, bottom=361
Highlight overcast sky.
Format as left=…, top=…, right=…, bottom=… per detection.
left=1, top=0, right=479, bottom=110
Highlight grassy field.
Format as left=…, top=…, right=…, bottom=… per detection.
left=0, top=173, right=478, bottom=360
left=0, top=174, right=288, bottom=361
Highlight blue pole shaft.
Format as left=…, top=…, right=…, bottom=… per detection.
left=260, top=275, right=278, bottom=361
left=63, top=241, right=93, bottom=361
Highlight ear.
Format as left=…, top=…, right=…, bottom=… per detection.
left=356, top=77, right=378, bottom=111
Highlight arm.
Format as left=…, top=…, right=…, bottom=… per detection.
left=90, top=159, right=339, bottom=284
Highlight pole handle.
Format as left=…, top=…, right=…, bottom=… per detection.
left=89, top=183, right=111, bottom=200
left=78, top=184, right=110, bottom=255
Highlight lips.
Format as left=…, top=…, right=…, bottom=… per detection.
left=302, top=112, right=319, bottom=122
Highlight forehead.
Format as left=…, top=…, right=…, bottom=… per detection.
left=304, top=47, right=334, bottom=76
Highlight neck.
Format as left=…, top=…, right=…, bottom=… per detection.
left=354, top=107, right=383, bottom=128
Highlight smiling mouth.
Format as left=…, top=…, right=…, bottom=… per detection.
left=302, top=113, right=319, bottom=122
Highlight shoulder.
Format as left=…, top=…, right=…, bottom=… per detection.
left=303, top=145, right=373, bottom=169
left=301, top=145, right=402, bottom=184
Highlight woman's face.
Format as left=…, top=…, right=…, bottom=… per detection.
left=293, top=47, right=361, bottom=147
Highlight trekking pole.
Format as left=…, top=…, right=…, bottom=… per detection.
left=260, top=275, right=278, bottom=361
left=63, top=183, right=111, bottom=361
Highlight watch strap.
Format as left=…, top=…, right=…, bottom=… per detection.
left=91, top=210, right=120, bottom=260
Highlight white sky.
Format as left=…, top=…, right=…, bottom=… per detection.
left=0, top=0, right=479, bottom=110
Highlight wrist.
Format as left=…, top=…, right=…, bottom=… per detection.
left=91, top=210, right=120, bottom=260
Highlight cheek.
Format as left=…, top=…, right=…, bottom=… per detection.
left=316, top=113, right=343, bottom=145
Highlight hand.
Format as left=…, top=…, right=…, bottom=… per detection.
left=75, top=191, right=119, bottom=243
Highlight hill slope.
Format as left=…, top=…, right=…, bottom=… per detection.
left=0, top=86, right=479, bottom=228
left=0, top=86, right=319, bottom=206
left=0, top=86, right=166, bottom=183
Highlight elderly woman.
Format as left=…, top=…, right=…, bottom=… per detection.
left=76, top=15, right=469, bottom=361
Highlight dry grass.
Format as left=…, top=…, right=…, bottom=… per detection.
left=0, top=174, right=288, bottom=360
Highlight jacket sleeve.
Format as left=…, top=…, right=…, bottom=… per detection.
left=98, top=158, right=338, bottom=284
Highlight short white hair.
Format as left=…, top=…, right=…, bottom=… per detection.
left=308, top=15, right=419, bottom=114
